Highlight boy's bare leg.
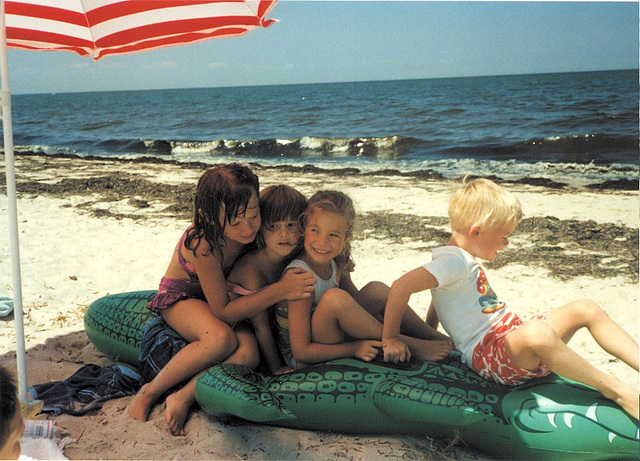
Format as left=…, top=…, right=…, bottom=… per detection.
left=544, top=299, right=639, bottom=370
left=504, top=318, right=639, bottom=420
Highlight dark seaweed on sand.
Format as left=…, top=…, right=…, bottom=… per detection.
left=4, top=152, right=637, bottom=282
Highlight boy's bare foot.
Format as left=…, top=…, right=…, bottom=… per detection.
left=612, top=384, right=639, bottom=421
left=128, top=384, right=156, bottom=422
left=164, top=391, right=193, bottom=436
left=414, top=339, right=454, bottom=362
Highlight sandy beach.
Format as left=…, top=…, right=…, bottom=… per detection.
left=0, top=153, right=637, bottom=460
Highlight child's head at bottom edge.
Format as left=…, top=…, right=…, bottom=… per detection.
left=0, top=366, right=24, bottom=460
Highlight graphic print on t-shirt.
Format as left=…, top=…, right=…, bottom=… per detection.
left=476, top=267, right=506, bottom=314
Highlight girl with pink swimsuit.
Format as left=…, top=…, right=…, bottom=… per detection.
left=128, top=164, right=314, bottom=435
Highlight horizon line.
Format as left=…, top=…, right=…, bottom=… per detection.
left=14, top=67, right=638, bottom=96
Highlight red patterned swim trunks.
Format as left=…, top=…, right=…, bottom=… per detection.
left=471, top=311, right=551, bottom=386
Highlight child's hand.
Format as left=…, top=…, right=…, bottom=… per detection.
left=382, top=337, right=411, bottom=363
left=280, top=268, right=316, bottom=300
left=353, top=340, right=383, bottom=362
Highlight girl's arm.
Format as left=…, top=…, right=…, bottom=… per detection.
left=191, top=242, right=233, bottom=318
left=220, top=267, right=316, bottom=323
left=250, top=311, right=288, bottom=374
left=190, top=241, right=314, bottom=322
left=382, top=267, right=439, bottom=362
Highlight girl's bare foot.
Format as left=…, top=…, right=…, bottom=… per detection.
left=164, top=390, right=194, bottom=436
left=413, top=339, right=454, bottom=362
left=128, top=384, right=156, bottom=422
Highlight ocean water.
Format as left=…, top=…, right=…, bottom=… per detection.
left=10, top=69, right=639, bottom=185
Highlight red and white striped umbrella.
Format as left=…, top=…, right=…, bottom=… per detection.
left=0, top=0, right=278, bottom=403
left=4, top=0, right=277, bottom=60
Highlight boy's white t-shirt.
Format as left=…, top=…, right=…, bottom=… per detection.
left=423, top=246, right=509, bottom=366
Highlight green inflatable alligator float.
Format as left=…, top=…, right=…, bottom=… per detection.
left=84, top=291, right=639, bottom=460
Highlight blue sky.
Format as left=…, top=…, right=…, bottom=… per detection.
left=8, top=1, right=639, bottom=95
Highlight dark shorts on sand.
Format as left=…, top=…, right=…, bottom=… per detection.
left=138, top=316, right=188, bottom=386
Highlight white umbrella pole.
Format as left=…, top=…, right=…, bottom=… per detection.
left=0, top=0, right=28, bottom=403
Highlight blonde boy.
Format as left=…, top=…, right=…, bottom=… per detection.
left=382, top=178, right=639, bottom=420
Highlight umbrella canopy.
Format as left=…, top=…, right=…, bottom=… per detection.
left=4, top=0, right=277, bottom=59
left=0, top=0, right=278, bottom=402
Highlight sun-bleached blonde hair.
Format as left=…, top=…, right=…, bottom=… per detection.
left=448, top=177, right=523, bottom=233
